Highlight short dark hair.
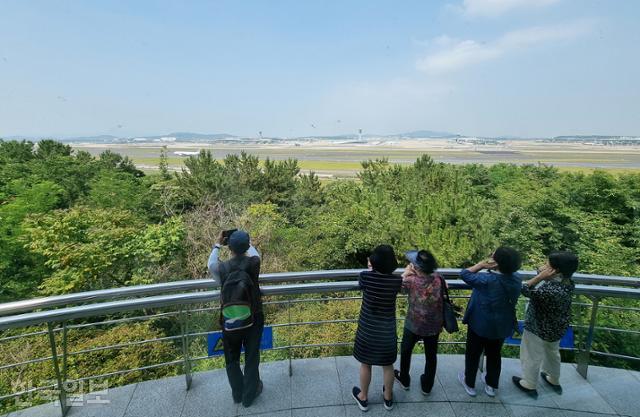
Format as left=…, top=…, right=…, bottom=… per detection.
left=369, top=244, right=398, bottom=275
left=416, top=250, right=438, bottom=274
left=493, top=246, right=521, bottom=275
left=548, top=251, right=579, bottom=278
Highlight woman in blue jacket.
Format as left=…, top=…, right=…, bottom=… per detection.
left=458, top=247, right=522, bottom=398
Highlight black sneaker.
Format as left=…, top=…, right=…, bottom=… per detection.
left=242, top=380, right=263, bottom=408
left=394, top=369, right=410, bottom=390
left=541, top=372, right=563, bottom=395
left=352, top=386, right=369, bottom=412
left=383, top=385, right=393, bottom=411
left=512, top=376, right=538, bottom=399
left=420, top=374, right=432, bottom=395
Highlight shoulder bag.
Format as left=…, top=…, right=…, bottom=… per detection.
left=439, top=275, right=459, bottom=333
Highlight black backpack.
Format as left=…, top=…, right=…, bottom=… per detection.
left=219, top=259, right=258, bottom=332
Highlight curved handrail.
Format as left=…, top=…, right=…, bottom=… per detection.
left=0, top=270, right=638, bottom=413
left=0, top=269, right=361, bottom=317
left=0, top=279, right=639, bottom=331
left=1, top=268, right=638, bottom=317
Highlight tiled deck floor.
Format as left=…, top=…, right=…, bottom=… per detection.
left=4, top=355, right=640, bottom=417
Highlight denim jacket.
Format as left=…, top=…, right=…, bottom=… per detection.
left=461, top=269, right=521, bottom=339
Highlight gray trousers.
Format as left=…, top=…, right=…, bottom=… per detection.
left=519, top=330, right=561, bottom=389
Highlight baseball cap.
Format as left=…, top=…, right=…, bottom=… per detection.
left=405, top=250, right=438, bottom=274
left=228, top=230, right=250, bottom=254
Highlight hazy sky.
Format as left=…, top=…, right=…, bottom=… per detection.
left=1, top=0, right=638, bottom=138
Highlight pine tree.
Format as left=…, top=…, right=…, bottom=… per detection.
left=159, top=146, right=170, bottom=179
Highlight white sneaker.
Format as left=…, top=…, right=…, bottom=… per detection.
left=458, top=371, right=477, bottom=397
left=481, top=373, right=496, bottom=397
left=484, top=385, right=496, bottom=397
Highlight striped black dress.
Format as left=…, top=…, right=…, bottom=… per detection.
left=353, top=270, right=402, bottom=366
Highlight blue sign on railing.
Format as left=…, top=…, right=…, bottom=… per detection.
left=505, top=321, right=574, bottom=349
left=207, top=326, right=274, bottom=357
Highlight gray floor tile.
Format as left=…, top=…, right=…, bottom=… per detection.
left=6, top=355, right=640, bottom=417
left=122, top=375, right=187, bottom=417
left=498, top=360, right=559, bottom=409
left=437, top=354, right=500, bottom=404
left=394, top=402, right=456, bottom=416
left=392, top=354, right=449, bottom=403
left=292, top=405, right=346, bottom=417
left=563, top=412, right=620, bottom=417
left=68, top=382, right=137, bottom=417
left=335, top=356, right=387, bottom=405
left=181, top=369, right=238, bottom=417
left=237, top=360, right=291, bottom=416
left=548, top=363, right=616, bottom=415
left=587, top=365, right=640, bottom=417
left=290, top=358, right=342, bottom=408
left=246, top=411, right=291, bottom=417
left=9, top=403, right=62, bottom=417
left=505, top=405, right=568, bottom=417
left=450, top=402, right=510, bottom=417
left=345, top=401, right=452, bottom=416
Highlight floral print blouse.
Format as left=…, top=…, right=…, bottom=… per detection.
left=402, top=270, right=444, bottom=336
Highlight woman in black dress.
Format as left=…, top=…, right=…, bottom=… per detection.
left=352, top=245, right=402, bottom=412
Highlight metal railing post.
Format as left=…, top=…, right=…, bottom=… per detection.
left=179, top=308, right=192, bottom=390
left=577, top=296, right=600, bottom=379
left=287, top=299, right=293, bottom=377
left=47, top=322, right=70, bottom=417
left=62, top=323, right=68, bottom=381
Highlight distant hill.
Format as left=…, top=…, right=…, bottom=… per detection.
left=395, top=130, right=459, bottom=138
left=62, top=135, right=122, bottom=143
left=553, top=135, right=639, bottom=140
left=300, top=134, right=361, bottom=140
left=55, top=132, right=237, bottom=143
left=299, top=130, right=460, bottom=140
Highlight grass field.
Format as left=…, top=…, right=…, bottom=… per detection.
left=73, top=141, right=640, bottom=177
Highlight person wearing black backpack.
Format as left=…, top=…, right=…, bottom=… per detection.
left=208, top=230, right=263, bottom=407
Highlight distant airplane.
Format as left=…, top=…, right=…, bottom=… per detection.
left=174, top=151, right=200, bottom=156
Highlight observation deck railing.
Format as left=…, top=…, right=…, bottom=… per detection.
left=0, top=269, right=638, bottom=416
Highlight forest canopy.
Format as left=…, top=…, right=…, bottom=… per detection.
left=1, top=139, right=639, bottom=302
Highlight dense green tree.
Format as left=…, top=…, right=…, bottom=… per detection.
left=84, top=170, right=157, bottom=218
left=98, top=150, right=144, bottom=177
left=176, top=150, right=302, bottom=210
left=34, top=139, right=72, bottom=158
left=0, top=181, right=65, bottom=300
left=23, top=207, right=185, bottom=294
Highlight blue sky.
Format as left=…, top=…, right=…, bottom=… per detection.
left=0, top=0, right=638, bottom=138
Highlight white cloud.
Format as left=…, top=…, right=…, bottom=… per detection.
left=417, top=20, right=593, bottom=73
left=417, top=40, right=501, bottom=73
left=461, top=0, right=561, bottom=17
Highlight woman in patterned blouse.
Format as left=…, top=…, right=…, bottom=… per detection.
left=394, top=250, right=444, bottom=395
left=512, top=251, right=579, bottom=398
